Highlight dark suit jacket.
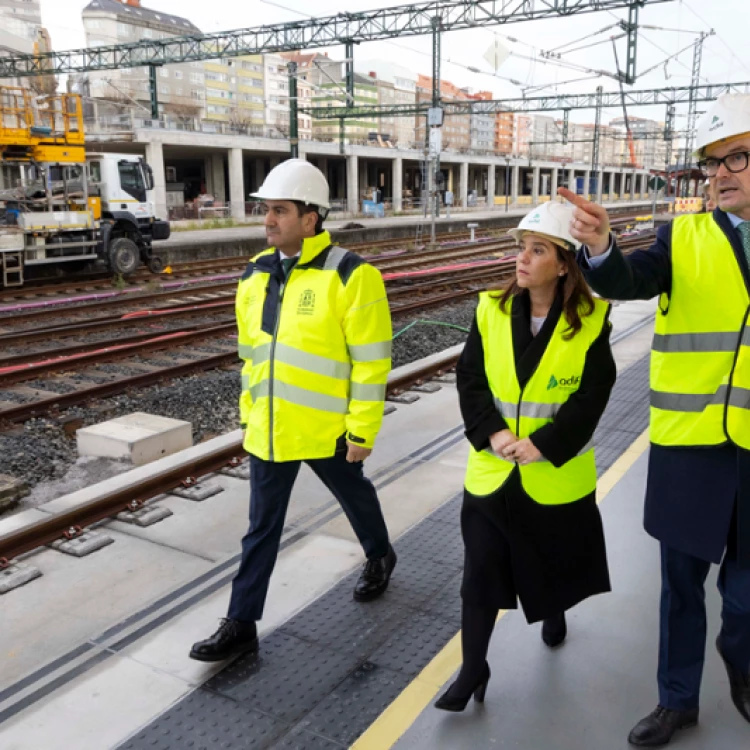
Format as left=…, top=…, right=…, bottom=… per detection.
left=579, top=209, right=750, bottom=567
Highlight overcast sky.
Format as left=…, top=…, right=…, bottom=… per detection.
left=38, top=0, right=750, bottom=126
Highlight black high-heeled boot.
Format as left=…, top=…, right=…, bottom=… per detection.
left=541, top=612, right=567, bottom=648
left=434, top=662, right=491, bottom=712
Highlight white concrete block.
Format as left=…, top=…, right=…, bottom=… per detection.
left=76, top=412, right=192, bottom=466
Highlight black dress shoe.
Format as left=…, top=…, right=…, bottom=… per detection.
left=189, top=618, right=258, bottom=662
left=627, top=706, right=699, bottom=747
left=434, top=662, right=491, bottom=712
left=542, top=612, right=567, bottom=648
left=716, top=634, right=750, bottom=723
left=353, top=545, right=397, bottom=602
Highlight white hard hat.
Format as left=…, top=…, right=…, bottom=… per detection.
left=251, top=158, right=331, bottom=210
left=694, top=94, right=750, bottom=156
left=508, top=201, right=581, bottom=251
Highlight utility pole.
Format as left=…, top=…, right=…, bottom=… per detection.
left=148, top=64, right=159, bottom=120
left=664, top=104, right=675, bottom=196
left=427, top=15, right=443, bottom=246
left=592, top=86, right=603, bottom=197
left=680, top=31, right=712, bottom=197
left=288, top=62, right=299, bottom=159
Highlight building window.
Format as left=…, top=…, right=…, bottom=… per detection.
left=143, top=28, right=153, bottom=39
left=190, top=73, right=204, bottom=83
left=191, top=89, right=203, bottom=100
left=174, top=71, right=183, bottom=79
left=160, top=85, right=169, bottom=95
left=117, top=23, right=130, bottom=36
left=160, top=67, right=169, bottom=78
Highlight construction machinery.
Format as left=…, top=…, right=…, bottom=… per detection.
left=0, top=86, right=169, bottom=288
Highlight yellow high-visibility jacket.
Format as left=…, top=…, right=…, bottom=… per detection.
left=651, top=214, right=750, bottom=448
left=236, top=230, right=392, bottom=462
left=465, top=292, right=610, bottom=503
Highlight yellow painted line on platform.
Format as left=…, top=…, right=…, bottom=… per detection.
left=350, top=427, right=650, bottom=750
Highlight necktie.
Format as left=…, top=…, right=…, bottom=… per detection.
left=739, top=222, right=750, bottom=270
left=281, top=256, right=297, bottom=278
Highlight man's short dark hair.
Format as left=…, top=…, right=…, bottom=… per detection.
left=293, top=201, right=325, bottom=234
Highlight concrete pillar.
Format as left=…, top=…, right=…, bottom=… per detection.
left=229, top=147, right=246, bottom=221
left=487, top=164, right=495, bottom=208
left=393, top=156, right=403, bottom=213
left=511, top=164, right=520, bottom=205
left=346, top=155, right=359, bottom=213
left=460, top=161, right=469, bottom=208
left=211, top=153, right=226, bottom=203
left=551, top=168, right=559, bottom=200
left=145, top=141, right=167, bottom=221
left=567, top=168, right=576, bottom=195
left=532, top=166, right=540, bottom=204
left=583, top=170, right=591, bottom=199
left=608, top=172, right=615, bottom=202
left=595, top=169, right=604, bottom=204
left=253, top=158, right=265, bottom=194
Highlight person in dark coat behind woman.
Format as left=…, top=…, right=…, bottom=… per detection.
left=434, top=200, right=617, bottom=713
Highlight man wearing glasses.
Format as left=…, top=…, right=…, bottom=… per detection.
left=557, top=94, right=750, bottom=747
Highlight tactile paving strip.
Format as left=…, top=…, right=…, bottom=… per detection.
left=119, top=355, right=651, bottom=749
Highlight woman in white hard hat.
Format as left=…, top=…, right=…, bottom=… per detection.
left=435, top=200, right=616, bottom=712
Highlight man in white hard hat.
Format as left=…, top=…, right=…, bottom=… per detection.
left=190, top=159, right=396, bottom=664
left=557, top=92, right=750, bottom=746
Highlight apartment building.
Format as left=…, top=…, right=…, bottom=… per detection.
left=82, top=0, right=200, bottom=117
left=469, top=91, right=495, bottom=154
left=355, top=61, right=418, bottom=148
left=202, top=55, right=265, bottom=133
left=495, top=109, right=514, bottom=155
left=415, top=76, right=471, bottom=152
left=0, top=0, right=43, bottom=87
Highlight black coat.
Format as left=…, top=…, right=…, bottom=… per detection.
left=457, top=290, right=617, bottom=622
left=579, top=209, right=750, bottom=568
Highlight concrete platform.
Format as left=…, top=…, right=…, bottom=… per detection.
left=389, top=452, right=746, bottom=750
left=161, top=200, right=663, bottom=263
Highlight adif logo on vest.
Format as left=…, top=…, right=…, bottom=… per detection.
left=297, top=289, right=316, bottom=316
left=547, top=374, right=580, bottom=390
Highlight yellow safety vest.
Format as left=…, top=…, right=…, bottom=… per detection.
left=651, top=214, right=750, bottom=449
left=464, top=292, right=610, bottom=504
left=236, top=230, right=392, bottom=462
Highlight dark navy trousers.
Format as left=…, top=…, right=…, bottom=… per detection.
left=228, top=446, right=390, bottom=623
left=658, top=533, right=750, bottom=711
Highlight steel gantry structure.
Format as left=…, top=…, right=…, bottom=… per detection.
left=305, top=81, right=750, bottom=120
left=0, top=1, right=668, bottom=80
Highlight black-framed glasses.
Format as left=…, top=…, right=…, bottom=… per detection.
left=697, top=151, right=750, bottom=177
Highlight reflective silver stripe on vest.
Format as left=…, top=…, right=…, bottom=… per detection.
left=650, top=386, right=727, bottom=413
left=494, top=398, right=561, bottom=420
left=652, top=332, right=740, bottom=353
left=241, top=373, right=250, bottom=391
left=250, top=342, right=350, bottom=379
left=275, top=342, right=351, bottom=379
left=324, top=245, right=349, bottom=271
left=743, top=327, right=750, bottom=347
left=251, top=342, right=272, bottom=366
left=250, top=379, right=349, bottom=414
left=349, top=340, right=393, bottom=362
left=238, top=343, right=254, bottom=359
left=350, top=382, right=387, bottom=402
left=729, top=386, right=750, bottom=410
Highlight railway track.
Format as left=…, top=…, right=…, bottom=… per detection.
left=0, top=206, right=654, bottom=303
left=0, top=347, right=461, bottom=568
left=0, top=223, right=656, bottom=429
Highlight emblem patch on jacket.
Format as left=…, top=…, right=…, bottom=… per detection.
left=297, top=289, right=316, bottom=315
left=547, top=374, right=580, bottom=391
